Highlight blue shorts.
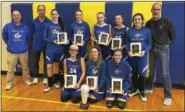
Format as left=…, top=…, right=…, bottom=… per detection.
left=46, top=52, right=64, bottom=64
left=127, top=54, right=148, bottom=77
left=61, top=88, right=81, bottom=97
left=106, top=90, right=128, bottom=102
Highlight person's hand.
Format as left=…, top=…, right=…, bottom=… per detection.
left=53, top=40, right=58, bottom=44
left=118, top=90, right=124, bottom=95
left=140, top=51, right=145, bottom=57
left=75, top=84, right=80, bottom=89
left=128, top=52, right=132, bottom=57
left=94, top=89, right=99, bottom=93
left=109, top=88, right=112, bottom=93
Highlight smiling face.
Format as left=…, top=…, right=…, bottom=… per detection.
left=133, top=15, right=143, bottom=28
left=97, top=13, right=105, bottom=24
left=115, top=15, right=123, bottom=26
left=12, top=10, right=22, bottom=23
left=75, top=11, right=83, bottom=22
left=51, top=10, right=60, bottom=21
left=113, top=51, right=122, bottom=64
left=151, top=3, right=162, bottom=20
left=91, top=48, right=99, bottom=60
left=69, top=45, right=79, bottom=57
left=37, top=5, right=45, bottom=17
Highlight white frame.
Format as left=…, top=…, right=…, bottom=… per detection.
left=111, top=38, right=122, bottom=50
left=86, top=76, right=98, bottom=90
left=130, top=42, right=141, bottom=57
left=64, top=75, right=77, bottom=88
left=57, top=32, right=68, bottom=45
left=111, top=78, right=122, bottom=94
left=98, top=32, right=109, bottom=46
left=74, top=34, right=84, bottom=46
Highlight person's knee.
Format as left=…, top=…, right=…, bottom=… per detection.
left=61, top=94, right=70, bottom=102
left=72, top=96, right=81, bottom=104
left=81, top=84, right=90, bottom=94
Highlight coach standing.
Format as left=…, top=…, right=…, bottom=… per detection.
left=145, top=3, right=176, bottom=106
left=31, top=5, right=50, bottom=85
left=3, top=10, right=32, bottom=90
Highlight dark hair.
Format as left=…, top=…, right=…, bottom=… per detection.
left=75, top=9, right=83, bottom=15
left=90, top=45, right=102, bottom=69
left=51, top=9, right=64, bottom=31
left=115, top=14, right=124, bottom=20
left=132, top=13, right=144, bottom=28
left=113, top=49, right=123, bottom=56
left=68, top=45, right=81, bottom=63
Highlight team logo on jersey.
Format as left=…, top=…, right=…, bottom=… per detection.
left=135, top=33, right=141, bottom=38
left=14, top=32, right=22, bottom=39
left=77, top=29, right=83, bottom=34
left=92, top=68, right=98, bottom=75
left=159, top=24, right=164, bottom=29
left=114, top=68, right=120, bottom=75
left=52, top=28, right=59, bottom=35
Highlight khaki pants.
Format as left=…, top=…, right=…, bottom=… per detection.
left=6, top=51, right=30, bottom=85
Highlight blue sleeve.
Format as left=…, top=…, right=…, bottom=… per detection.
left=84, top=23, right=90, bottom=42
left=123, top=64, right=132, bottom=92
left=144, top=29, right=152, bottom=53
left=125, top=32, right=130, bottom=52
left=2, top=24, right=8, bottom=44
left=106, top=62, right=111, bottom=90
left=43, top=24, right=54, bottom=43
left=98, top=61, right=106, bottom=91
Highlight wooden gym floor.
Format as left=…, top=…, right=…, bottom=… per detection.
left=1, top=75, right=184, bottom=111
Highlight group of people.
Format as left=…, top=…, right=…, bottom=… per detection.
left=2, top=2, right=176, bottom=110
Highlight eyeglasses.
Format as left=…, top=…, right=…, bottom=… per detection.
left=69, top=49, right=78, bottom=52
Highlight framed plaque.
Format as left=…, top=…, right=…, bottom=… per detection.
left=74, top=34, right=83, bottom=46
left=64, top=75, right=77, bottom=88
left=111, top=78, right=122, bottom=94
left=86, top=76, right=98, bottom=90
left=130, top=42, right=141, bottom=57
left=57, top=32, right=68, bottom=44
left=111, top=38, right=122, bottom=50
left=98, top=32, right=109, bottom=46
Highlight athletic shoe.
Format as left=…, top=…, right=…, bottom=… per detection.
left=43, top=78, right=48, bottom=85
left=128, top=89, right=139, bottom=97
left=32, top=78, right=39, bottom=84
left=5, top=85, right=12, bottom=90
left=25, top=80, right=32, bottom=86
left=145, top=89, right=153, bottom=94
left=163, top=98, right=172, bottom=106
left=140, top=91, right=147, bottom=102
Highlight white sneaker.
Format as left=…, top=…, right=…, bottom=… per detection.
left=32, top=78, right=39, bottom=84
left=145, top=89, right=153, bottom=94
left=54, top=82, right=60, bottom=89
left=43, top=78, right=48, bottom=85
left=163, top=98, right=172, bottom=106
left=140, top=91, right=147, bottom=102
left=43, top=87, right=52, bottom=93
left=25, top=80, right=32, bottom=86
left=128, top=89, right=139, bottom=97
left=5, top=85, right=12, bottom=90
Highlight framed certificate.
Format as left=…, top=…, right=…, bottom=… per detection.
left=130, top=42, right=141, bottom=57
left=111, top=38, right=122, bottom=50
left=98, top=32, right=109, bottom=46
left=57, top=32, right=68, bottom=44
left=64, top=75, right=77, bottom=88
left=86, top=76, right=98, bottom=90
left=74, top=34, right=83, bottom=46
left=111, top=78, right=122, bottom=94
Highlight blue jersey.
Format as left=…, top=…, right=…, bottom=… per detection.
left=94, top=24, right=110, bottom=40
left=43, top=21, right=65, bottom=53
left=66, top=58, right=82, bottom=81
left=113, top=25, right=128, bottom=45
left=125, top=27, right=152, bottom=53
left=86, top=59, right=106, bottom=91
left=2, top=22, right=30, bottom=53
left=32, top=17, right=50, bottom=50
left=106, top=59, right=132, bottom=91
left=69, top=21, right=90, bottom=43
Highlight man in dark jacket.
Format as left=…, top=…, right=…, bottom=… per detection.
left=145, top=2, right=176, bottom=106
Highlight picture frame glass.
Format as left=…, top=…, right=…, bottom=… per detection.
left=130, top=43, right=141, bottom=56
